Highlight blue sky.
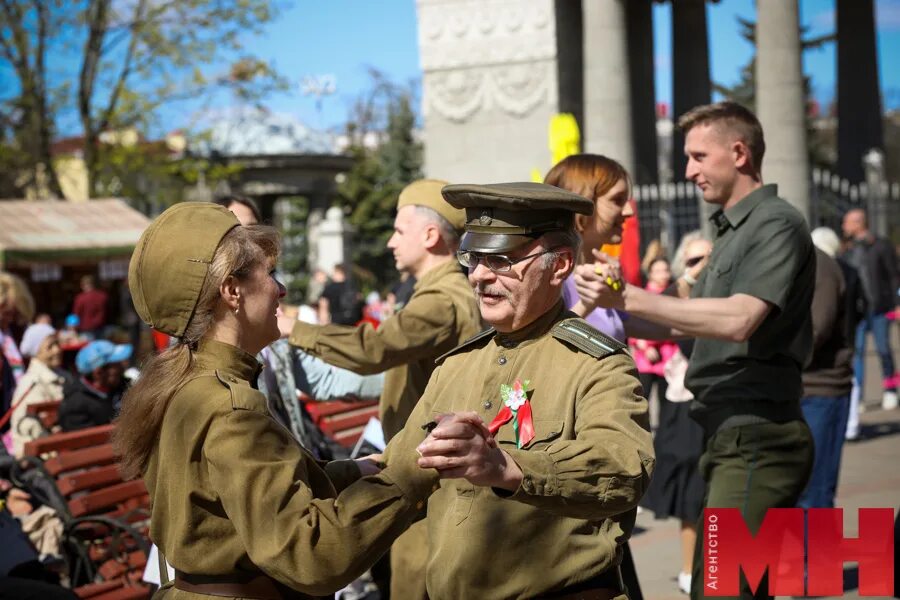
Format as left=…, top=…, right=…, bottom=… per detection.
left=240, top=0, right=900, bottom=132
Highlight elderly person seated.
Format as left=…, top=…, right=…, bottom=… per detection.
left=9, top=324, right=65, bottom=457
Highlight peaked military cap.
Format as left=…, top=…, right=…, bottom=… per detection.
left=441, top=182, right=594, bottom=253
left=397, top=178, right=466, bottom=232
left=129, top=202, right=239, bottom=337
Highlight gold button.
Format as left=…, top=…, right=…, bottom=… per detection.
left=415, top=500, right=424, bottom=510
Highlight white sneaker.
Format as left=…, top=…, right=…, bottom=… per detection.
left=883, top=391, right=899, bottom=410
left=678, top=571, right=691, bottom=595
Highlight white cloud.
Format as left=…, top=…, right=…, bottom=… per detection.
left=876, top=0, right=900, bottom=30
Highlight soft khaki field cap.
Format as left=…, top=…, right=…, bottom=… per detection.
left=441, top=182, right=594, bottom=253
left=397, top=178, right=466, bottom=232
left=129, top=202, right=239, bottom=337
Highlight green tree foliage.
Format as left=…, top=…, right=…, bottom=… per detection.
left=275, top=195, right=311, bottom=305
left=713, top=17, right=836, bottom=167
left=0, top=0, right=284, bottom=199
left=93, top=139, right=241, bottom=212
left=337, top=70, right=422, bottom=292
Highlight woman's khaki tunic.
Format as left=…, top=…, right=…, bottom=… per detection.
left=144, top=340, right=436, bottom=598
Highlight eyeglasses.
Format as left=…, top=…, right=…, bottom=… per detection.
left=456, top=248, right=561, bottom=273
left=684, top=255, right=707, bottom=268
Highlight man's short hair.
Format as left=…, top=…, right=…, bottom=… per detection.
left=213, top=195, right=262, bottom=224
left=414, top=205, right=461, bottom=251
left=540, top=228, right=581, bottom=274
left=677, top=101, right=766, bottom=172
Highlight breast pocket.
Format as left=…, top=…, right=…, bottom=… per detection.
left=495, top=419, right=564, bottom=450
left=453, top=484, right=475, bottom=525
left=703, top=259, right=735, bottom=296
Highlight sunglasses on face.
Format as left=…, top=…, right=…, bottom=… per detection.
left=684, top=255, right=707, bottom=268
left=456, top=248, right=561, bottom=273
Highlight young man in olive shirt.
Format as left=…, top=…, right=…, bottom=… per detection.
left=580, top=102, right=815, bottom=600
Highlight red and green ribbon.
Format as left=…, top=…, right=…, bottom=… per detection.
left=487, top=378, right=535, bottom=449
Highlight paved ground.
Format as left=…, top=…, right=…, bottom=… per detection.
left=630, top=331, right=900, bottom=600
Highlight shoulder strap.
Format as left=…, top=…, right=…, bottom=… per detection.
left=551, top=317, right=626, bottom=359
left=215, top=370, right=268, bottom=413
left=435, top=327, right=496, bottom=365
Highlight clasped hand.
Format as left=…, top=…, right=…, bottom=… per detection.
left=416, top=412, right=523, bottom=491
left=573, top=249, right=626, bottom=312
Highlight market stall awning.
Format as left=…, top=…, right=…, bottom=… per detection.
left=0, top=199, right=151, bottom=268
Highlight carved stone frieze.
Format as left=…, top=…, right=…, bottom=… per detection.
left=417, top=0, right=557, bottom=122
left=423, top=60, right=554, bottom=122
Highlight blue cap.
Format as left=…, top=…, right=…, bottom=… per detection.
left=76, top=340, right=133, bottom=375
left=65, top=314, right=80, bottom=328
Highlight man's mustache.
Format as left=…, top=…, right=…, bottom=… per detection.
left=474, top=285, right=510, bottom=298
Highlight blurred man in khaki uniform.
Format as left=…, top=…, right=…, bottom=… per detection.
left=391, top=182, right=654, bottom=599
left=281, top=179, right=481, bottom=598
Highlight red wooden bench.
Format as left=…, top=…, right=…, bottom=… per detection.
left=21, top=424, right=151, bottom=599
left=25, top=398, right=62, bottom=429
left=303, top=398, right=380, bottom=448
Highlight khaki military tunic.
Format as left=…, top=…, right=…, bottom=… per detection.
left=144, top=339, right=438, bottom=598
left=384, top=302, right=655, bottom=600
left=289, top=259, right=481, bottom=440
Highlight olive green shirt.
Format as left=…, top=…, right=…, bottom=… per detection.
left=290, top=259, right=482, bottom=440
left=686, top=184, right=815, bottom=431
left=144, top=339, right=439, bottom=597
left=384, top=302, right=654, bottom=599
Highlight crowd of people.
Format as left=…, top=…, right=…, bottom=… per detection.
left=0, top=100, right=897, bottom=600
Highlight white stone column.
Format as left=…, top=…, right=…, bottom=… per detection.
left=756, top=0, right=809, bottom=219
left=315, top=206, right=349, bottom=273
left=582, top=0, right=634, bottom=175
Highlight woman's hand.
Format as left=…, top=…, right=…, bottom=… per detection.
left=355, top=454, right=385, bottom=476
left=573, top=250, right=626, bottom=312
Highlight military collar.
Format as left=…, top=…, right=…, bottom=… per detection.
left=709, top=184, right=777, bottom=236
left=413, top=258, right=463, bottom=292
left=195, top=338, right=263, bottom=384
left=494, top=299, right=566, bottom=349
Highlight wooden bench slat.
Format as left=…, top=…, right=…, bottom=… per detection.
left=97, top=550, right=147, bottom=580
left=74, top=580, right=124, bottom=598
left=69, top=480, right=148, bottom=518
left=58, top=464, right=124, bottom=495
left=305, top=399, right=378, bottom=420
left=90, top=584, right=150, bottom=600
left=24, top=424, right=113, bottom=456
left=26, top=399, right=62, bottom=415
left=44, top=443, right=116, bottom=475
left=319, top=410, right=378, bottom=435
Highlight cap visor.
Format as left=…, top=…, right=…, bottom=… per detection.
left=108, top=344, right=133, bottom=364
left=460, top=232, right=538, bottom=254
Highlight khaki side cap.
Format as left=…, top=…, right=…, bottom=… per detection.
left=397, top=178, right=466, bottom=232
left=129, top=202, right=239, bottom=338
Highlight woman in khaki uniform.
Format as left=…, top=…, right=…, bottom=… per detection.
left=113, top=203, right=448, bottom=599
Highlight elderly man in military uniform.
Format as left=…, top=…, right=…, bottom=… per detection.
left=384, top=182, right=654, bottom=599
left=279, top=179, right=482, bottom=598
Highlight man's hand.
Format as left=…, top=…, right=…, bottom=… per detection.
left=277, top=309, right=296, bottom=339
left=416, top=412, right=523, bottom=491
